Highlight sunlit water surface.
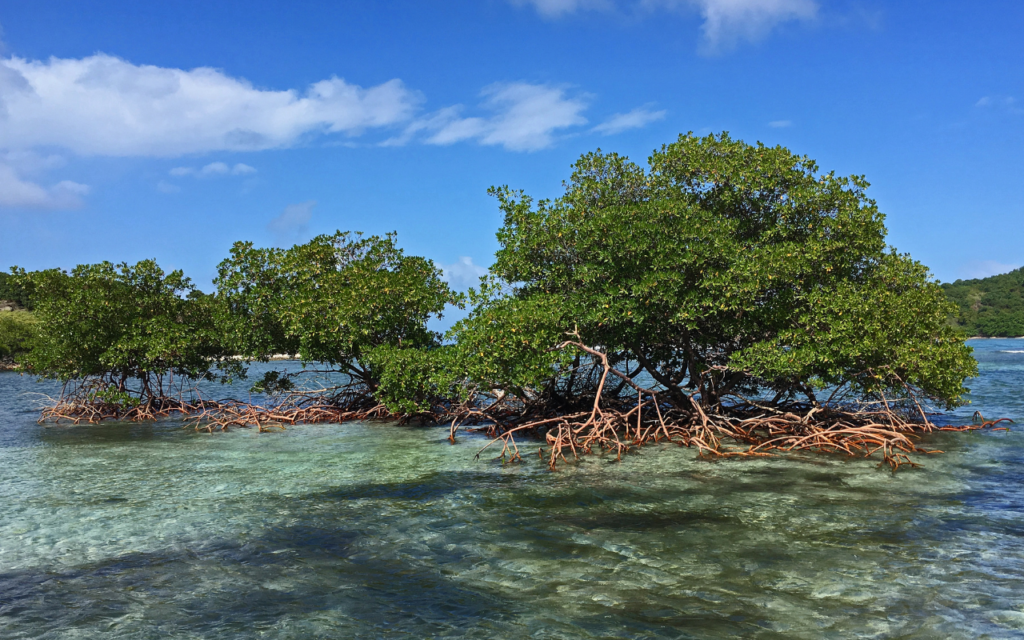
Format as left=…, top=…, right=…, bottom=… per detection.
left=2, top=340, right=1024, bottom=638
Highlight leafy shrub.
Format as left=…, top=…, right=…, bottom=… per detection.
left=13, top=260, right=226, bottom=398
left=0, top=310, right=38, bottom=359
left=215, top=231, right=461, bottom=394
left=0, top=271, right=34, bottom=310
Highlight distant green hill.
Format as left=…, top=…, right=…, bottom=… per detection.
left=942, top=267, right=1024, bottom=337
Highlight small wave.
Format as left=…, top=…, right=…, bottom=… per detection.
left=1000, top=350, right=1024, bottom=353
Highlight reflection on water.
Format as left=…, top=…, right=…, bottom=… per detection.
left=1, top=340, right=1023, bottom=638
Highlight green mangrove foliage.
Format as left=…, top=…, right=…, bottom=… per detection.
left=9, top=132, right=988, bottom=469
left=0, top=271, right=34, bottom=310
left=441, top=132, right=976, bottom=408
left=0, top=310, right=38, bottom=366
left=370, top=284, right=574, bottom=416
left=12, top=261, right=227, bottom=418
left=214, top=231, right=460, bottom=409
left=942, top=267, right=1024, bottom=337
left=383, top=132, right=979, bottom=468
left=1, top=271, right=39, bottom=369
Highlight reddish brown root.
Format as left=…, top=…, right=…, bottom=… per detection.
left=39, top=397, right=223, bottom=425
left=34, top=362, right=1012, bottom=474
left=468, top=402, right=1013, bottom=471
left=182, top=389, right=393, bottom=430
left=458, top=340, right=1014, bottom=471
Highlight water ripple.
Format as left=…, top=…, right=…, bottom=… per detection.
left=1, top=340, right=1023, bottom=638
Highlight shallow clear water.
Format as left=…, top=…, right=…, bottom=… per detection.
left=1, top=341, right=1023, bottom=638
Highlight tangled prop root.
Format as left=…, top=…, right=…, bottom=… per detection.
left=475, top=391, right=1014, bottom=471
left=36, top=377, right=226, bottom=425
left=37, top=381, right=395, bottom=432
left=39, top=397, right=223, bottom=424
left=187, top=391, right=393, bottom=433
left=467, top=342, right=1014, bottom=471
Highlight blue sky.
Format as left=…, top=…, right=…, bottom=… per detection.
left=0, top=0, right=1021, bottom=290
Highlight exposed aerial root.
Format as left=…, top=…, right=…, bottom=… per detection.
left=39, top=396, right=223, bottom=424
left=36, top=380, right=395, bottom=432
left=33, top=359, right=1012, bottom=473
left=468, top=393, right=1013, bottom=471
left=187, top=393, right=392, bottom=432
left=38, top=390, right=394, bottom=433
left=460, top=342, right=1014, bottom=471
left=37, top=377, right=224, bottom=425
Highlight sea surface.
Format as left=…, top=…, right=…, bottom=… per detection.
left=1, top=340, right=1023, bottom=639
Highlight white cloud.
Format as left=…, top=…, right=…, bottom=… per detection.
left=200, top=162, right=231, bottom=176
left=513, top=0, right=818, bottom=52
left=170, top=162, right=257, bottom=177
left=975, top=95, right=1021, bottom=114
left=592, top=107, right=666, bottom=134
left=398, top=83, right=588, bottom=152
left=687, top=0, right=817, bottom=52
left=509, top=0, right=612, bottom=17
left=1, top=150, right=66, bottom=173
left=267, top=200, right=316, bottom=247
left=0, top=151, right=84, bottom=210
left=958, top=260, right=1021, bottom=281
left=54, top=180, right=89, bottom=196
left=440, top=256, right=489, bottom=289
left=0, top=52, right=607, bottom=209
left=768, top=119, right=792, bottom=127
left=156, top=180, right=181, bottom=194
left=975, top=96, right=1018, bottom=108
left=0, top=162, right=88, bottom=209
left=0, top=164, right=50, bottom=207
left=0, top=54, right=422, bottom=157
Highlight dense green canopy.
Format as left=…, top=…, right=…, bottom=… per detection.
left=0, top=272, right=34, bottom=310
left=0, top=310, right=37, bottom=361
left=444, top=132, right=975, bottom=413
left=13, top=261, right=224, bottom=401
left=215, top=231, right=460, bottom=392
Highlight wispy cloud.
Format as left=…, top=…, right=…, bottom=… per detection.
left=512, top=0, right=818, bottom=52
left=440, top=256, right=489, bottom=289
left=975, top=95, right=1021, bottom=114
left=768, top=119, right=792, bottom=127
left=267, top=200, right=316, bottom=247
left=684, top=0, right=818, bottom=53
left=391, top=82, right=589, bottom=152
left=0, top=151, right=87, bottom=210
left=156, top=180, right=181, bottom=194
left=509, top=0, right=612, bottom=17
left=592, top=107, right=666, bottom=134
left=170, top=162, right=257, bottom=177
left=0, top=162, right=88, bottom=209
left=958, top=260, right=1021, bottom=281
left=1, top=150, right=66, bottom=173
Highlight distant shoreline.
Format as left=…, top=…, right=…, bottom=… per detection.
left=229, top=354, right=299, bottom=361
left=967, top=336, right=1024, bottom=340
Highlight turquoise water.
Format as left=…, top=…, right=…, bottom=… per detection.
left=1, top=340, right=1023, bottom=638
